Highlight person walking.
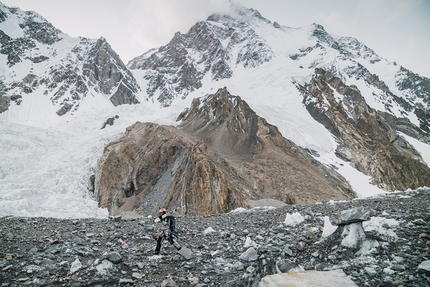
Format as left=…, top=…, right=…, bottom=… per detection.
left=154, top=208, right=181, bottom=255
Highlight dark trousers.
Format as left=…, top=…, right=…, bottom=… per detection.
left=155, top=229, right=181, bottom=254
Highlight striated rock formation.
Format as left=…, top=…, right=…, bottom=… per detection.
left=297, top=68, right=430, bottom=191
left=96, top=121, right=249, bottom=216
left=96, top=87, right=355, bottom=216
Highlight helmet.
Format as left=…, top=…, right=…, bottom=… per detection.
left=158, top=208, right=166, bottom=215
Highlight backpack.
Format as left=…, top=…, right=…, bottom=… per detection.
left=166, top=215, right=175, bottom=232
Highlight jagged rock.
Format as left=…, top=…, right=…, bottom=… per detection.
left=161, top=277, right=177, bottom=287
left=0, top=95, right=10, bottom=113
left=276, top=260, right=303, bottom=273
left=69, top=258, right=82, bottom=275
left=177, top=247, right=192, bottom=260
left=239, top=247, right=258, bottom=261
left=418, top=260, right=430, bottom=274
left=105, top=251, right=122, bottom=264
left=101, top=115, right=119, bottom=129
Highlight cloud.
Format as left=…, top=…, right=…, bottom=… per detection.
left=355, top=0, right=416, bottom=24
left=126, top=0, right=232, bottom=59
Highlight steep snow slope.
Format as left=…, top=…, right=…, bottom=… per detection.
left=0, top=102, right=186, bottom=218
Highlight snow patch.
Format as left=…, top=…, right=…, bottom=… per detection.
left=203, top=227, right=216, bottom=235
left=283, top=212, right=304, bottom=226
left=321, top=216, right=338, bottom=238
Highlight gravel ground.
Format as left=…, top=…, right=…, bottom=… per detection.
left=1, top=188, right=429, bottom=286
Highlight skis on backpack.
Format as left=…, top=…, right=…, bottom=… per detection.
left=161, top=203, right=188, bottom=219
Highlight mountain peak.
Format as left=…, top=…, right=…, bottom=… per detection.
left=311, top=23, right=326, bottom=31
left=205, top=1, right=270, bottom=24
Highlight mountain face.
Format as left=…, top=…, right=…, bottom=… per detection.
left=297, top=68, right=430, bottom=191
left=1, top=3, right=430, bottom=218
left=0, top=2, right=140, bottom=117
left=127, top=8, right=274, bottom=106
left=96, top=87, right=355, bottom=216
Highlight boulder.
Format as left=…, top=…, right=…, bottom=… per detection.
left=331, top=207, right=375, bottom=225
left=259, top=269, right=358, bottom=287
left=418, top=260, right=430, bottom=273
left=239, top=247, right=258, bottom=262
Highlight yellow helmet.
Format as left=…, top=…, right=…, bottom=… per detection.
left=158, top=208, right=166, bottom=215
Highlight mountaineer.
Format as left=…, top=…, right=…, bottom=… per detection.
left=153, top=208, right=181, bottom=255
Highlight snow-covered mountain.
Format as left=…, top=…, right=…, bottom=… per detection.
left=127, top=4, right=430, bottom=190
left=128, top=5, right=430, bottom=136
left=0, top=2, right=140, bottom=123
left=0, top=2, right=429, bottom=218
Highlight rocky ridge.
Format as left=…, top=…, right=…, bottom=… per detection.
left=290, top=24, right=430, bottom=135
left=1, top=188, right=429, bottom=286
left=96, top=87, right=355, bottom=216
left=297, top=68, right=430, bottom=191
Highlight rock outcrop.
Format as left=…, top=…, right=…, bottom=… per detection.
left=96, top=120, right=249, bottom=216
left=96, top=87, right=355, bottom=216
left=297, top=68, right=430, bottom=191
left=177, top=87, right=355, bottom=205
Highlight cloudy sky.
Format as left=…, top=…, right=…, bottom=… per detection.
left=3, top=0, right=430, bottom=78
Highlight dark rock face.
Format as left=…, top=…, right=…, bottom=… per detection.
left=96, top=87, right=355, bottom=216
left=395, top=66, right=430, bottom=133
left=0, top=5, right=62, bottom=67
left=82, top=38, right=140, bottom=106
left=297, top=68, right=430, bottom=191
left=0, top=188, right=429, bottom=286
left=0, top=95, right=9, bottom=113
left=287, top=23, right=430, bottom=137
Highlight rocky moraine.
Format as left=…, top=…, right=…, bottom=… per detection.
left=1, top=188, right=429, bottom=287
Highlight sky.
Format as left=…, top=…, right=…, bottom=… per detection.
left=1, top=0, right=430, bottom=78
